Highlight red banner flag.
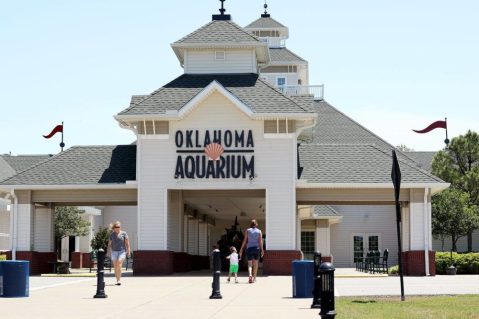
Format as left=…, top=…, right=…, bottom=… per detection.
left=43, top=124, right=63, bottom=139
left=412, top=120, right=447, bottom=134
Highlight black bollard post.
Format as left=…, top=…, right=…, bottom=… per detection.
left=209, top=248, right=222, bottom=299
left=311, top=251, right=322, bottom=308
left=319, top=262, right=336, bottom=318
left=93, top=249, right=108, bottom=299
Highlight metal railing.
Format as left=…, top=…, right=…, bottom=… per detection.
left=278, top=84, right=324, bottom=100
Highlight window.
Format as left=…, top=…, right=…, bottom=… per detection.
left=215, top=50, right=225, bottom=60
left=136, top=120, right=169, bottom=135
left=351, top=233, right=381, bottom=265
left=353, top=235, right=364, bottom=263
left=277, top=77, right=286, bottom=87
left=263, top=120, right=296, bottom=134
left=301, top=231, right=315, bottom=260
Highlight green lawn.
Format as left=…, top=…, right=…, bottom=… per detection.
left=335, top=295, right=479, bottom=319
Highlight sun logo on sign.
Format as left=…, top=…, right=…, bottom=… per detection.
left=205, top=143, right=224, bottom=161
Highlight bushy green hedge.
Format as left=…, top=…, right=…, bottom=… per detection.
left=0, top=255, right=7, bottom=261
left=436, top=252, right=479, bottom=274
left=388, top=265, right=399, bottom=275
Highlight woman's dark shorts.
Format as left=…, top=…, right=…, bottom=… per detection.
left=246, top=247, right=260, bottom=261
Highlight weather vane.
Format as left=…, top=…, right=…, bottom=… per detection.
left=212, top=0, right=231, bottom=20
left=261, top=0, right=270, bottom=17
left=219, top=0, right=226, bottom=15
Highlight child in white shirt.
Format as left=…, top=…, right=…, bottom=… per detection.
left=226, top=246, right=239, bottom=283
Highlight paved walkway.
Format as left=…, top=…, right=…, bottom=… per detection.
left=3, top=274, right=479, bottom=319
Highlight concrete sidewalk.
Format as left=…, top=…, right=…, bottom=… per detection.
left=2, top=274, right=479, bottom=319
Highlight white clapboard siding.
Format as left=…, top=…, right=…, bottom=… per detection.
left=33, top=207, right=52, bottom=252
left=185, top=49, right=256, bottom=74
left=260, top=73, right=299, bottom=87
left=329, top=205, right=398, bottom=267
left=167, top=190, right=181, bottom=252
left=138, top=92, right=296, bottom=251
left=103, top=206, right=138, bottom=251
left=137, top=91, right=296, bottom=251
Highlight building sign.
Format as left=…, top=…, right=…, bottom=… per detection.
left=174, top=129, right=255, bottom=179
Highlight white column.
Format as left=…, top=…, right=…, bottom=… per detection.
left=75, top=237, right=80, bottom=252
left=316, top=220, right=331, bottom=256
left=424, top=187, right=430, bottom=276
left=16, top=190, right=33, bottom=251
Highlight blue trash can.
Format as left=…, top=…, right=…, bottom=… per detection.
left=0, top=260, right=29, bottom=297
left=292, top=260, right=314, bottom=298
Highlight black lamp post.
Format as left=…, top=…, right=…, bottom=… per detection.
left=319, top=262, right=336, bottom=318
left=210, top=248, right=222, bottom=299
left=311, top=251, right=322, bottom=308
left=93, top=249, right=107, bottom=298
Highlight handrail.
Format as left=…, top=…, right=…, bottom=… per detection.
left=278, top=84, right=324, bottom=100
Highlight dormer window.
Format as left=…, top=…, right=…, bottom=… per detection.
left=215, top=50, right=226, bottom=60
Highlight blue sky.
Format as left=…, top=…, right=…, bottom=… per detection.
left=1, top=0, right=478, bottom=155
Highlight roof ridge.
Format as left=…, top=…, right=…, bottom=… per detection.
left=173, top=20, right=260, bottom=44
left=225, top=20, right=261, bottom=42
left=279, top=47, right=306, bottom=62
left=0, top=148, right=75, bottom=184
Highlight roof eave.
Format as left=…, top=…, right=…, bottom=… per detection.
left=296, top=181, right=450, bottom=192
left=0, top=182, right=138, bottom=191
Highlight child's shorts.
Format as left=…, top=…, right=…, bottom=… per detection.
left=229, top=264, right=239, bottom=273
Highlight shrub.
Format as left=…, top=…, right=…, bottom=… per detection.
left=388, top=265, right=399, bottom=275
left=90, top=226, right=111, bottom=251
left=436, top=252, right=479, bottom=274
left=0, top=255, right=7, bottom=261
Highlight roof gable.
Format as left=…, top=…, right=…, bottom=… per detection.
left=177, top=80, right=253, bottom=119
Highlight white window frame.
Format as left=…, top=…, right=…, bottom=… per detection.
left=215, top=50, right=226, bottom=60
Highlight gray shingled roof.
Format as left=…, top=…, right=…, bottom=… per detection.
left=245, top=17, right=286, bottom=29
left=269, top=48, right=306, bottom=63
left=173, top=20, right=260, bottom=44
left=313, top=205, right=341, bottom=218
left=298, top=144, right=444, bottom=184
left=0, top=146, right=136, bottom=185
left=118, top=74, right=312, bottom=116
left=0, top=155, right=52, bottom=181
left=405, top=152, right=436, bottom=173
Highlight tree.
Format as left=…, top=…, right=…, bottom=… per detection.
left=54, top=206, right=91, bottom=259
left=432, top=130, right=479, bottom=251
left=396, top=144, right=414, bottom=152
left=432, top=189, right=479, bottom=251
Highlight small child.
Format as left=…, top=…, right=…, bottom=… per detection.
left=226, top=246, right=239, bottom=283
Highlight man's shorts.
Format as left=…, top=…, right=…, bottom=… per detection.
left=246, top=247, right=260, bottom=261
left=111, top=250, right=126, bottom=261
left=229, top=264, right=239, bottom=273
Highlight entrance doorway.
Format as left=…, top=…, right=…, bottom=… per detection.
left=352, top=233, right=381, bottom=266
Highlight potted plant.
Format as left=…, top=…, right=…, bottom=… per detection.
left=446, top=249, right=457, bottom=275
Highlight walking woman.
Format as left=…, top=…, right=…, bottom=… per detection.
left=108, top=221, right=130, bottom=286
left=239, top=219, right=264, bottom=283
